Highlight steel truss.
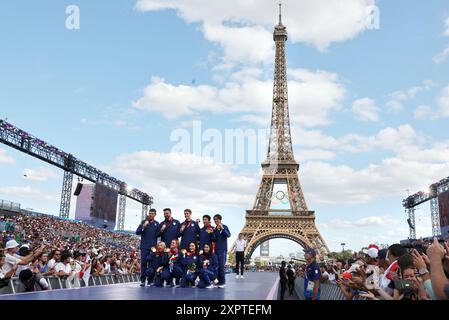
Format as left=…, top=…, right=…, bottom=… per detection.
left=403, top=178, right=449, bottom=238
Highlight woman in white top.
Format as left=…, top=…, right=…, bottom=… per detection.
left=234, top=233, right=247, bottom=279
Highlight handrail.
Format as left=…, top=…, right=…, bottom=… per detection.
left=293, top=277, right=367, bottom=300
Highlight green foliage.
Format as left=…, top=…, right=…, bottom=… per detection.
left=327, top=250, right=353, bottom=261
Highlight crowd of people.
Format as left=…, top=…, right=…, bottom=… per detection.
left=136, top=208, right=231, bottom=289
left=287, top=239, right=449, bottom=300
left=1, top=212, right=141, bottom=293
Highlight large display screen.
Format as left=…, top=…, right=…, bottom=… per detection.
left=91, top=183, right=118, bottom=223
left=438, top=189, right=449, bottom=230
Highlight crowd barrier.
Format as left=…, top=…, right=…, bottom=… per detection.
left=293, top=277, right=367, bottom=300
left=0, top=273, right=140, bottom=295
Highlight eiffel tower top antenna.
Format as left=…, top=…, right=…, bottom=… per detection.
left=278, top=2, right=282, bottom=25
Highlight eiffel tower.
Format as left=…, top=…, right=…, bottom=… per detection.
left=233, top=4, right=330, bottom=262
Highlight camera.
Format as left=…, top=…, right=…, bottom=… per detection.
left=393, top=279, right=414, bottom=291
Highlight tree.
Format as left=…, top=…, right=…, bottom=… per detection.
left=327, top=250, right=353, bottom=261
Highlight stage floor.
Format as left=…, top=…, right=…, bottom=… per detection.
left=2, top=272, right=279, bottom=300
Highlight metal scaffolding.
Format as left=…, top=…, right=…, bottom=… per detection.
left=430, top=197, right=441, bottom=237
left=59, top=170, right=74, bottom=219
left=403, top=177, right=449, bottom=239
left=117, top=194, right=127, bottom=231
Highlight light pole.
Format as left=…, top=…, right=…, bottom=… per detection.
left=341, top=243, right=346, bottom=253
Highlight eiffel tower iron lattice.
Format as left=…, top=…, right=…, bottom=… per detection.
left=232, top=4, right=330, bottom=263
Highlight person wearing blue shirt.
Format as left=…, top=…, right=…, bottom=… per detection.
left=146, top=242, right=169, bottom=287
left=213, top=214, right=231, bottom=288
left=197, top=243, right=219, bottom=289
left=178, top=209, right=200, bottom=250
left=136, top=208, right=160, bottom=286
left=180, top=242, right=200, bottom=288
left=303, top=248, right=321, bottom=300
left=158, top=208, right=181, bottom=247
left=161, top=239, right=184, bottom=288
left=199, top=215, right=216, bottom=250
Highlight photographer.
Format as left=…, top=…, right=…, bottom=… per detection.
left=391, top=253, right=429, bottom=300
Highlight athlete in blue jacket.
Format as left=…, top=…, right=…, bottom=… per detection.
left=145, top=242, right=168, bottom=287
left=180, top=242, right=200, bottom=288
left=199, top=215, right=216, bottom=250
left=136, top=209, right=160, bottom=286
left=197, top=243, right=219, bottom=289
left=213, top=214, right=231, bottom=288
left=161, top=239, right=184, bottom=287
left=178, top=209, right=200, bottom=250
left=158, top=208, right=181, bottom=247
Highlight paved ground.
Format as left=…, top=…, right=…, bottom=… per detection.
left=1, top=272, right=279, bottom=300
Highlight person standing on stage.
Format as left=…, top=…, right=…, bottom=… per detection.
left=234, top=233, right=247, bottom=279
left=213, top=214, right=231, bottom=288
left=158, top=208, right=181, bottom=248
left=136, top=208, right=159, bottom=287
left=199, top=215, right=216, bottom=250
left=179, top=209, right=200, bottom=250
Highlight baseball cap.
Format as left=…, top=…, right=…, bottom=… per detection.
left=5, top=240, right=20, bottom=250
left=303, top=248, right=316, bottom=257
left=363, top=244, right=379, bottom=259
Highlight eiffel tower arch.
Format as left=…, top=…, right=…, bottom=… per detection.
left=231, top=4, right=329, bottom=263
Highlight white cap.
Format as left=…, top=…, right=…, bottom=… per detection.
left=5, top=240, right=20, bottom=250
left=363, top=247, right=379, bottom=259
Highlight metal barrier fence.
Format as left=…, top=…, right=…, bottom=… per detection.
left=0, top=274, right=140, bottom=295
left=294, top=277, right=367, bottom=300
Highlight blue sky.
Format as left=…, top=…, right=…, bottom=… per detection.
left=1, top=0, right=449, bottom=256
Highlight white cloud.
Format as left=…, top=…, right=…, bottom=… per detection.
left=433, top=17, right=449, bottom=63
left=202, top=23, right=274, bottom=65
left=320, top=215, right=399, bottom=229
left=135, top=0, right=375, bottom=64
left=0, top=149, right=15, bottom=164
left=296, top=124, right=422, bottom=154
left=22, top=167, right=59, bottom=182
left=386, top=80, right=435, bottom=112
left=351, top=97, right=380, bottom=122
left=413, top=105, right=434, bottom=120
left=438, top=84, right=449, bottom=117
left=433, top=46, right=449, bottom=64
left=106, top=151, right=258, bottom=212
left=444, top=16, right=449, bottom=36
left=296, top=148, right=336, bottom=161
left=134, top=68, right=346, bottom=127
left=0, top=186, right=58, bottom=202
left=302, top=156, right=449, bottom=204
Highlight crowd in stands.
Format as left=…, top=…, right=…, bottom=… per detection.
left=290, top=238, right=449, bottom=300
left=0, top=212, right=141, bottom=293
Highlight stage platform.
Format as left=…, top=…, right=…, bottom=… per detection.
left=1, top=272, right=279, bottom=300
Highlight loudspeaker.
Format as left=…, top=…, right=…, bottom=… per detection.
left=74, top=183, right=83, bottom=196
left=407, top=218, right=415, bottom=230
